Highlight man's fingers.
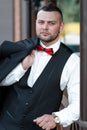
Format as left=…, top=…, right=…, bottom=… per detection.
left=33, top=114, right=57, bottom=130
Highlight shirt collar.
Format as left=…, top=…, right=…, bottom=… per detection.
left=40, top=40, right=61, bottom=53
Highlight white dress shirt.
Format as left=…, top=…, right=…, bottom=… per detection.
left=0, top=40, right=80, bottom=127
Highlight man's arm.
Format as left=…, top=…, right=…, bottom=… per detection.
left=0, top=50, right=35, bottom=86
left=33, top=54, right=80, bottom=129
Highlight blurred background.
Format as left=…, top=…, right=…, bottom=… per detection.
left=0, top=0, right=80, bottom=53
left=0, top=1, right=81, bottom=130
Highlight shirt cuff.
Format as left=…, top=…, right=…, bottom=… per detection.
left=19, top=63, right=28, bottom=72
left=15, top=63, right=27, bottom=81
left=52, top=110, right=73, bottom=127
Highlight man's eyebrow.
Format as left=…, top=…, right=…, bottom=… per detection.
left=37, top=19, right=56, bottom=22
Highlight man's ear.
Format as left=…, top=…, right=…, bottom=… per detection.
left=60, top=22, right=64, bottom=33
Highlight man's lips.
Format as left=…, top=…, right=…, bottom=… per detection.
left=40, top=32, right=50, bottom=36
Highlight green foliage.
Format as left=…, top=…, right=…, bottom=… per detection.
left=57, top=0, right=80, bottom=23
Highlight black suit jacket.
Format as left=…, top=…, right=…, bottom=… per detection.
left=0, top=37, right=39, bottom=82
left=0, top=37, right=39, bottom=112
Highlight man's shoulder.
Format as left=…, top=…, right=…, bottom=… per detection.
left=20, top=37, right=39, bottom=44
left=60, top=42, right=73, bottom=54
left=17, top=37, right=39, bottom=47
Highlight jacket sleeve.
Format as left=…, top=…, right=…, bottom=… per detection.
left=0, top=40, right=27, bottom=59
left=0, top=38, right=39, bottom=82
left=0, top=37, right=39, bottom=59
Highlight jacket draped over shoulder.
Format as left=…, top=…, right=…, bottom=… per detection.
left=0, top=37, right=39, bottom=82
left=0, top=37, right=39, bottom=113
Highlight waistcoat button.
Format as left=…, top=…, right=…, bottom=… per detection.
left=25, top=102, right=29, bottom=105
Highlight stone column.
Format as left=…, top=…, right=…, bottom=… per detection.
left=13, top=0, right=22, bottom=41
left=78, top=0, right=87, bottom=129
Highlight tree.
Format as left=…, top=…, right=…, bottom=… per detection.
left=57, top=0, right=80, bottom=23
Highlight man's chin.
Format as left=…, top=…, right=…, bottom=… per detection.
left=39, top=37, right=52, bottom=42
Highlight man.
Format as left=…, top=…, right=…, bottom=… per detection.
left=0, top=2, right=80, bottom=130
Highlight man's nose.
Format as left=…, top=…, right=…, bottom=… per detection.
left=43, top=23, right=48, bottom=29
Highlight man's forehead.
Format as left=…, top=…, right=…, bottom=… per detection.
left=37, top=10, right=60, bottom=21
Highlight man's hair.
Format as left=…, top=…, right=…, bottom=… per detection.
left=38, top=2, right=63, bottom=21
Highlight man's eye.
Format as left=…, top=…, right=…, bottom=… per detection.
left=38, top=21, right=44, bottom=24
left=49, top=22, right=55, bottom=25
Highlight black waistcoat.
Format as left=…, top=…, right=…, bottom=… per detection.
left=1, top=43, right=72, bottom=130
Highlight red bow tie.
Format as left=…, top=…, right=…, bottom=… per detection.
left=37, top=45, right=53, bottom=55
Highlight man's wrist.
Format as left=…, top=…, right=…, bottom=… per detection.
left=53, top=114, right=60, bottom=124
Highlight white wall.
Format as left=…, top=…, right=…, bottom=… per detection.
left=0, top=0, right=28, bottom=44
left=0, top=0, right=13, bottom=44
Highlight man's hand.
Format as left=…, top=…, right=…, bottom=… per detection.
left=33, top=114, right=57, bottom=130
left=22, top=50, right=35, bottom=70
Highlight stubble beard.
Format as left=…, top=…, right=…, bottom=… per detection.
left=37, top=33, right=59, bottom=43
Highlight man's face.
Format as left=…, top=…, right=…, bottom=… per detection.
left=36, top=10, right=64, bottom=46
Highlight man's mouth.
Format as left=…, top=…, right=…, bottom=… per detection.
left=40, top=32, right=50, bottom=36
